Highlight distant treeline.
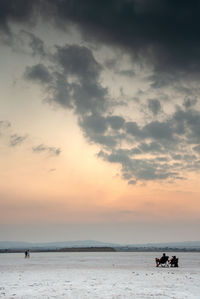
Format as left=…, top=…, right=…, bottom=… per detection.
left=115, top=247, right=200, bottom=252
left=60, top=247, right=116, bottom=252
left=0, top=246, right=200, bottom=253
left=0, top=247, right=116, bottom=253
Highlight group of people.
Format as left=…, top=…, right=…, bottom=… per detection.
left=155, top=253, right=178, bottom=267
left=24, top=250, right=178, bottom=267
left=24, top=250, right=30, bottom=258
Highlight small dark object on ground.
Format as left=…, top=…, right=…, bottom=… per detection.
left=155, top=253, right=169, bottom=267
left=155, top=254, right=179, bottom=267
left=169, top=256, right=179, bottom=267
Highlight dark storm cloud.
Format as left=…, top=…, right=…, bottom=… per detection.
left=9, top=134, right=27, bottom=147
left=48, top=0, right=200, bottom=77
left=32, top=144, right=61, bottom=156
left=2, top=0, right=200, bottom=79
left=24, top=40, right=200, bottom=182
left=0, top=0, right=42, bottom=34
left=3, top=0, right=199, bottom=182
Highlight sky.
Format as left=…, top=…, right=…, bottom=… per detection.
left=0, top=0, right=200, bottom=244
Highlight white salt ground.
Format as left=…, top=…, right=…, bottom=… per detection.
left=0, top=252, right=200, bottom=298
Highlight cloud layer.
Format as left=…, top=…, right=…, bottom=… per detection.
left=1, top=0, right=200, bottom=183
left=2, top=1, right=200, bottom=78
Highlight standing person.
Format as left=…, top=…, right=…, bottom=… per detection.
left=27, top=250, right=30, bottom=258
left=24, top=250, right=28, bottom=258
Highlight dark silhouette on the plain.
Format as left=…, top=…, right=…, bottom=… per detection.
left=24, top=250, right=30, bottom=258
left=169, top=256, right=179, bottom=267
left=155, top=253, right=169, bottom=267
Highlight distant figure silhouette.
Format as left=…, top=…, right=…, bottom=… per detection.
left=25, top=250, right=30, bottom=258
left=169, top=256, right=179, bottom=267
left=155, top=253, right=169, bottom=267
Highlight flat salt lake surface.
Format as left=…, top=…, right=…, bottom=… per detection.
left=0, top=252, right=200, bottom=298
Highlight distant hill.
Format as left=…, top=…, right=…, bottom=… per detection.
left=0, top=240, right=200, bottom=250
left=0, top=240, right=120, bottom=249
left=127, top=241, right=200, bottom=248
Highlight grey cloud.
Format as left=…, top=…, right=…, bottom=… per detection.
left=24, top=44, right=200, bottom=182
left=172, top=154, right=182, bottom=161
left=73, top=81, right=107, bottom=115
left=172, top=108, right=200, bottom=142
left=107, top=116, right=125, bottom=130
left=23, top=44, right=200, bottom=182
left=10, top=134, right=27, bottom=147
left=25, top=44, right=107, bottom=115
left=0, top=120, right=11, bottom=137
left=117, top=69, right=135, bottom=77
left=32, top=144, right=61, bottom=156
left=24, top=64, right=52, bottom=84
left=55, top=44, right=107, bottom=115
left=80, top=114, right=117, bottom=147
left=96, top=104, right=200, bottom=182
left=128, top=180, right=137, bottom=185
left=55, top=44, right=101, bottom=81
left=2, top=0, right=200, bottom=85
left=90, top=134, right=117, bottom=148
left=122, top=172, right=132, bottom=180
left=183, top=97, right=198, bottom=109
left=193, top=145, right=200, bottom=154
left=148, top=99, right=161, bottom=115
left=139, top=142, right=164, bottom=154
left=80, top=114, right=107, bottom=135
left=0, top=120, right=11, bottom=129
left=24, top=44, right=110, bottom=149
left=99, top=149, right=179, bottom=182
left=130, top=148, right=142, bottom=155
left=144, top=121, right=173, bottom=141
left=104, top=58, right=116, bottom=69
left=16, top=17, right=200, bottom=183
left=23, top=31, right=46, bottom=57
left=50, top=0, right=200, bottom=80
left=0, top=0, right=40, bottom=33
left=47, top=72, right=73, bottom=109
left=125, top=120, right=174, bottom=142
left=129, top=142, right=165, bottom=156
left=156, top=157, right=169, bottom=162
left=125, top=122, right=142, bottom=138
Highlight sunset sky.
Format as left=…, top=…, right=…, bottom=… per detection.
left=0, top=0, right=200, bottom=244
